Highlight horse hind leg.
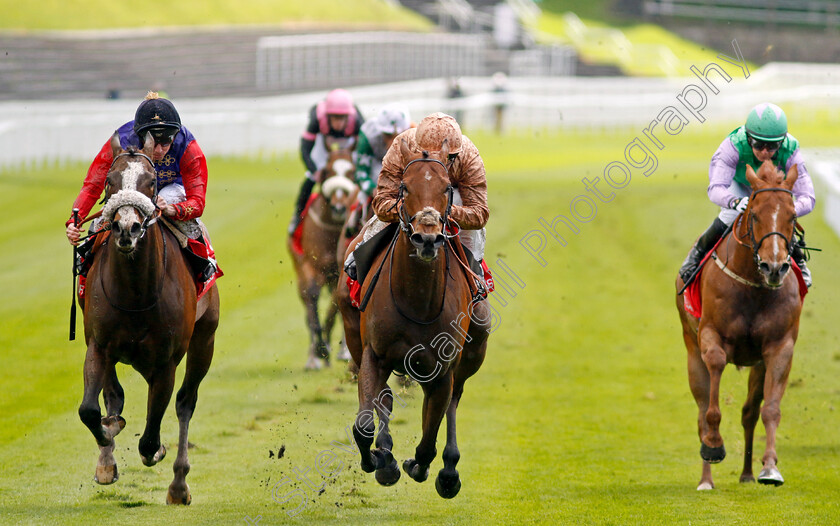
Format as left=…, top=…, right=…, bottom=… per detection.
left=740, top=363, right=765, bottom=483
left=167, top=326, right=216, bottom=505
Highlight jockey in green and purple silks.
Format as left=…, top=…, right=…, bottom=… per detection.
left=679, top=102, right=815, bottom=287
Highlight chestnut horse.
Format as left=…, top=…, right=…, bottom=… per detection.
left=79, top=133, right=219, bottom=504
left=336, top=139, right=490, bottom=498
left=288, top=147, right=358, bottom=369
left=676, top=160, right=803, bottom=490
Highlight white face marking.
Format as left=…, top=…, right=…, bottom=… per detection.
left=424, top=170, right=432, bottom=181
left=331, top=159, right=353, bottom=179
left=121, top=161, right=145, bottom=191
left=770, top=203, right=781, bottom=259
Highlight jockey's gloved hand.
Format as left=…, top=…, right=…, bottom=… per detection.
left=731, top=197, right=750, bottom=213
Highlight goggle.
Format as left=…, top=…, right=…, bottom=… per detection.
left=747, top=136, right=782, bottom=152
left=148, top=128, right=176, bottom=146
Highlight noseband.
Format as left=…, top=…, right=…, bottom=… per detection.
left=105, top=151, right=160, bottom=238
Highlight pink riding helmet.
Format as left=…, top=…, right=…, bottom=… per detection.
left=324, top=89, right=355, bottom=115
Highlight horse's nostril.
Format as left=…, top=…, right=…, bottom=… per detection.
left=130, top=223, right=142, bottom=236
left=780, top=263, right=790, bottom=274
left=759, top=262, right=771, bottom=273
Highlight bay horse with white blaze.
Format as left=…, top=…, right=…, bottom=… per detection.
left=79, top=133, right=219, bottom=504
left=676, top=160, right=803, bottom=490
left=288, top=147, right=358, bottom=369
left=337, top=138, right=490, bottom=498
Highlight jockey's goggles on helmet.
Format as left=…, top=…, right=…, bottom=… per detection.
left=147, top=128, right=176, bottom=146
left=747, top=135, right=782, bottom=152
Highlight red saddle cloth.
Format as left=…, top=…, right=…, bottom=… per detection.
left=291, top=193, right=320, bottom=256
left=684, top=256, right=808, bottom=319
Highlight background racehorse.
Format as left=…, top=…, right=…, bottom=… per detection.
left=79, top=133, right=220, bottom=504
left=676, top=160, right=803, bottom=490
left=288, top=146, right=358, bottom=369
left=337, top=139, right=490, bottom=498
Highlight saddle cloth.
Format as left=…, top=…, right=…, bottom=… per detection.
left=684, top=256, right=807, bottom=319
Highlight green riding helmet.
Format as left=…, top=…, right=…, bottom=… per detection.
left=744, top=102, right=788, bottom=141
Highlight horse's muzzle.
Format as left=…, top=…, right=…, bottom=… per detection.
left=410, top=232, right=445, bottom=261
left=111, top=214, right=143, bottom=253
left=758, top=258, right=791, bottom=288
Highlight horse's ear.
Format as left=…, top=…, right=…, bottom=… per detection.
left=399, top=137, right=411, bottom=159
left=782, top=162, right=799, bottom=189
left=440, top=138, right=450, bottom=161
left=141, top=132, right=155, bottom=157
left=110, top=133, right=123, bottom=158
left=745, top=164, right=760, bottom=189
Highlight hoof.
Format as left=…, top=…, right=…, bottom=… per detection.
left=739, top=474, right=756, bottom=484
left=402, top=458, right=429, bottom=483
left=757, top=466, right=784, bottom=486
left=696, top=481, right=714, bottom=491
left=94, top=463, right=119, bottom=485
left=166, top=483, right=192, bottom=505
left=141, top=444, right=166, bottom=467
left=700, top=443, right=726, bottom=464
left=337, top=346, right=351, bottom=361
left=435, top=470, right=461, bottom=499
left=375, top=460, right=401, bottom=486
left=304, top=356, right=323, bottom=371
left=316, top=343, right=331, bottom=360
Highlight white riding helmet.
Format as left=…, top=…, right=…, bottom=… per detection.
left=415, top=112, right=462, bottom=154
left=372, top=103, right=411, bottom=136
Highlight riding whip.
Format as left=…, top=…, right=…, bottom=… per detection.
left=69, top=208, right=80, bottom=341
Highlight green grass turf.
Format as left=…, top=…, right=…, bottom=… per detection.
left=1, top=124, right=839, bottom=524
left=0, top=0, right=431, bottom=31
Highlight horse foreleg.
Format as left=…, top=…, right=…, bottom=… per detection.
left=404, top=371, right=453, bottom=484
left=167, top=330, right=216, bottom=505
left=138, top=364, right=176, bottom=468
left=436, top=338, right=487, bottom=499
left=698, top=329, right=727, bottom=465
left=352, top=346, right=392, bottom=475
left=79, top=343, right=124, bottom=484
left=299, top=272, right=327, bottom=369
left=685, top=327, right=715, bottom=489
left=372, top=383, right=401, bottom=486
left=740, top=363, right=765, bottom=483
left=758, top=339, right=794, bottom=486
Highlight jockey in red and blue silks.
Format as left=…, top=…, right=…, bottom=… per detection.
left=65, top=92, right=220, bottom=289
left=287, top=88, right=365, bottom=235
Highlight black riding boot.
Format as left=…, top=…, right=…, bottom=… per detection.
left=679, top=217, right=728, bottom=284
left=791, top=245, right=812, bottom=288
left=288, top=178, right=316, bottom=235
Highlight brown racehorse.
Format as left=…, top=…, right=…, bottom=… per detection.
left=676, top=160, right=802, bottom=490
left=288, top=147, right=358, bottom=369
left=79, top=133, right=220, bottom=504
left=336, top=139, right=490, bottom=498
